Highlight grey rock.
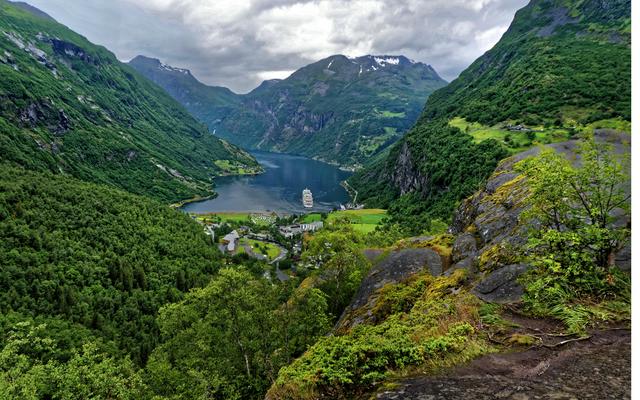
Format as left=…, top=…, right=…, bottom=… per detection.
left=473, top=263, right=529, bottom=303
left=452, top=233, right=477, bottom=263
left=336, top=248, right=443, bottom=330
left=484, top=172, right=518, bottom=194
left=445, top=257, right=475, bottom=276
left=615, top=243, right=631, bottom=272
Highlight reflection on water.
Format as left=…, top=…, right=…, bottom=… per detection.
left=182, top=151, right=352, bottom=214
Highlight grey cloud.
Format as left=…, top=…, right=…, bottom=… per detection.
left=26, top=0, right=528, bottom=93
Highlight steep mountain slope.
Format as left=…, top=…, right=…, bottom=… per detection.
left=350, top=0, right=631, bottom=232
left=128, top=55, right=242, bottom=135
left=0, top=1, right=259, bottom=203
left=130, top=54, right=448, bottom=168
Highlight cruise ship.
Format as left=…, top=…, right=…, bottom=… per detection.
left=302, top=188, right=313, bottom=208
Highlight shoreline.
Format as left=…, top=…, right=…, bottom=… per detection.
left=170, top=193, right=218, bottom=209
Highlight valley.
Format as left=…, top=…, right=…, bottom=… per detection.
left=0, top=0, right=632, bottom=399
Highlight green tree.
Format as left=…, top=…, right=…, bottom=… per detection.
left=146, top=268, right=330, bottom=399
left=516, top=136, right=630, bottom=303
left=302, top=224, right=370, bottom=318
left=0, top=322, right=148, bottom=400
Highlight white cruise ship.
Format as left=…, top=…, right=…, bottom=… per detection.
left=302, top=188, right=313, bottom=208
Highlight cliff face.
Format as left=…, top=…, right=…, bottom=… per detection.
left=351, top=0, right=631, bottom=227
left=340, top=129, right=631, bottom=332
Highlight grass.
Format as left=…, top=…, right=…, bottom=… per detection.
left=448, top=117, right=572, bottom=153
left=214, top=160, right=262, bottom=176
left=326, top=209, right=387, bottom=233
left=194, top=212, right=251, bottom=224
left=302, top=213, right=322, bottom=223
left=241, top=238, right=280, bottom=260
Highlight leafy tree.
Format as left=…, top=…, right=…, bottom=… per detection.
left=0, top=322, right=148, bottom=400
left=302, top=223, right=370, bottom=318
left=516, top=137, right=630, bottom=312
left=145, top=268, right=330, bottom=399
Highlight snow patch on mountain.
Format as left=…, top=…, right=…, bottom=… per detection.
left=159, top=61, right=189, bottom=75
left=374, top=56, right=400, bottom=66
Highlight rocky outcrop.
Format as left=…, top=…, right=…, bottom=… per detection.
left=375, top=329, right=631, bottom=399
left=19, top=101, right=71, bottom=135
left=389, top=142, right=430, bottom=195
left=472, top=263, right=530, bottom=303
left=448, top=130, right=630, bottom=303
left=336, top=248, right=443, bottom=331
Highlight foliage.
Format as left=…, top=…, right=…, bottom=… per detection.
left=0, top=166, right=222, bottom=364
left=351, top=0, right=630, bottom=233
left=351, top=122, right=509, bottom=234
left=301, top=223, right=371, bottom=318
left=0, top=322, right=148, bottom=400
left=0, top=1, right=257, bottom=202
left=267, top=270, right=488, bottom=399
left=144, top=268, right=330, bottom=400
left=516, top=137, right=630, bottom=332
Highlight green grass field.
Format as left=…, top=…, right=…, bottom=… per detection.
left=449, top=117, right=572, bottom=153
left=302, top=213, right=323, bottom=223
left=327, top=209, right=387, bottom=233
left=241, top=238, right=280, bottom=260
left=193, top=212, right=278, bottom=226
left=194, top=212, right=251, bottom=224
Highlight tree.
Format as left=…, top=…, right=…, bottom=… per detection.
left=146, top=267, right=331, bottom=399
left=0, top=322, right=147, bottom=400
left=516, top=136, right=630, bottom=298
left=302, top=224, right=370, bottom=318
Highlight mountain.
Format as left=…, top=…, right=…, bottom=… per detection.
left=129, top=54, right=448, bottom=168
left=128, top=55, right=243, bottom=136
left=9, top=1, right=55, bottom=20
left=350, top=0, right=631, bottom=233
left=0, top=1, right=260, bottom=203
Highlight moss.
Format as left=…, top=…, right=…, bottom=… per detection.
left=507, top=333, right=538, bottom=346
left=490, top=175, right=527, bottom=205
left=477, top=243, right=520, bottom=272
left=268, top=271, right=489, bottom=399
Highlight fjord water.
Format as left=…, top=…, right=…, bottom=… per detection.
left=182, top=151, right=352, bottom=214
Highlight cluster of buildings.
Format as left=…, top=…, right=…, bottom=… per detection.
left=279, top=221, right=324, bottom=238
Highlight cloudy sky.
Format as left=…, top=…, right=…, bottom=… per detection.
left=26, top=0, right=528, bottom=93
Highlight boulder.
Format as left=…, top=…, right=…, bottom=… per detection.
left=452, top=233, right=477, bottom=263
left=336, top=248, right=442, bottom=330
left=473, top=263, right=530, bottom=303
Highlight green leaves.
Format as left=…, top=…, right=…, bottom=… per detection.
left=517, top=136, right=630, bottom=332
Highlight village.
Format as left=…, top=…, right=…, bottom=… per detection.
left=191, top=208, right=386, bottom=282
left=193, top=212, right=325, bottom=282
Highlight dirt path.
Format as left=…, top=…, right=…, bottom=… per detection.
left=375, top=328, right=630, bottom=400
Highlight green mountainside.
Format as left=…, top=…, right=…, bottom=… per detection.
left=0, top=165, right=222, bottom=365
left=0, top=0, right=631, bottom=399
left=128, top=55, right=243, bottom=136
left=130, top=54, right=448, bottom=168
left=0, top=1, right=259, bottom=203
left=350, top=0, right=631, bottom=232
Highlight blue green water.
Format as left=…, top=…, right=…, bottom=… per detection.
left=182, top=151, right=352, bottom=214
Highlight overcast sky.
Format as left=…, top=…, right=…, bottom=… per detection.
left=25, top=0, right=528, bottom=93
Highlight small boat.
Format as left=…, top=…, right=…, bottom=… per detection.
left=302, top=188, right=313, bottom=208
